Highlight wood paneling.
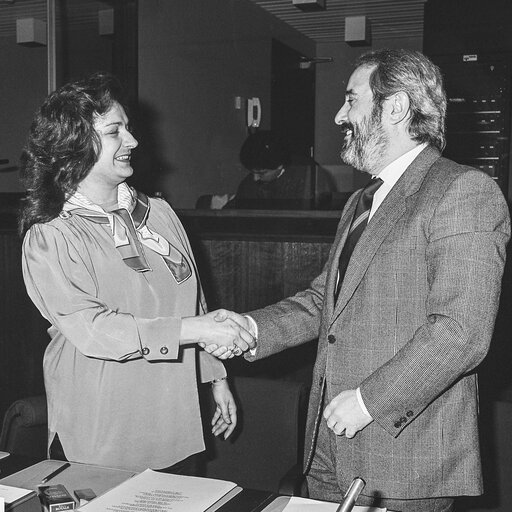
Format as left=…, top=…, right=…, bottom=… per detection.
left=184, top=212, right=336, bottom=385
left=196, top=238, right=331, bottom=311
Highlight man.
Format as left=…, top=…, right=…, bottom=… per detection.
left=209, top=49, right=510, bottom=512
left=223, top=130, right=334, bottom=210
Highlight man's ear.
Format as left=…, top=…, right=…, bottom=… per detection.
left=385, top=91, right=410, bottom=125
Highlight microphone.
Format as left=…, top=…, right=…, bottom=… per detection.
left=336, top=477, right=366, bottom=512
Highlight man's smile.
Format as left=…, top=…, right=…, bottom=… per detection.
left=340, top=122, right=354, bottom=146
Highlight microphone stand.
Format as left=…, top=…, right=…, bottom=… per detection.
left=336, top=477, right=365, bottom=512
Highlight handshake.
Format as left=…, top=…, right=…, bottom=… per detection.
left=181, top=309, right=257, bottom=360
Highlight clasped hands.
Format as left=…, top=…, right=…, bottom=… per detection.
left=182, top=309, right=256, bottom=360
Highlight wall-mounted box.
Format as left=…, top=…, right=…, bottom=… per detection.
left=16, top=18, right=47, bottom=46
left=98, top=9, right=114, bottom=36
left=345, top=15, right=371, bottom=46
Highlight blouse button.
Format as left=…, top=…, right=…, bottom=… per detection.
left=160, top=346, right=169, bottom=355
left=142, top=347, right=150, bottom=356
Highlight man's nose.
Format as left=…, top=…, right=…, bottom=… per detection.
left=335, top=103, right=348, bottom=125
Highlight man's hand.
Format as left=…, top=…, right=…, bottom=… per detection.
left=198, top=310, right=256, bottom=359
left=181, top=310, right=256, bottom=360
left=211, top=378, right=237, bottom=439
left=323, top=389, right=373, bottom=438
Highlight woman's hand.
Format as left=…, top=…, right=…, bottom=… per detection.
left=211, top=378, right=237, bottom=440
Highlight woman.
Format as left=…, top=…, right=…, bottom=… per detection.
left=19, top=72, right=253, bottom=473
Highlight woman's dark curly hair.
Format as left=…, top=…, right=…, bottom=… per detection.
left=19, top=72, right=126, bottom=236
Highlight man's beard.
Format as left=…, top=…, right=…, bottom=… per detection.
left=339, top=105, right=388, bottom=175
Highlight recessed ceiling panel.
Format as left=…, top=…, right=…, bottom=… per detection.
left=248, top=0, right=427, bottom=43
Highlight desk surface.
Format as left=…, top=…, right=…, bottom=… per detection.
left=0, top=459, right=279, bottom=512
left=0, top=455, right=42, bottom=480
left=0, top=459, right=136, bottom=502
left=217, top=488, right=278, bottom=512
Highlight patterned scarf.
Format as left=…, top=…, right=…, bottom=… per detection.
left=62, top=183, right=192, bottom=283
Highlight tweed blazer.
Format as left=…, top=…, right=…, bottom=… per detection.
left=246, top=146, right=510, bottom=499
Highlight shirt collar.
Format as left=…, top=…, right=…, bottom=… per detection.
left=377, top=143, right=427, bottom=190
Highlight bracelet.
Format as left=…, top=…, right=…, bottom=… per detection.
left=211, top=376, right=227, bottom=385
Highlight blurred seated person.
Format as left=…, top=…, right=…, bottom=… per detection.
left=223, top=130, right=334, bottom=210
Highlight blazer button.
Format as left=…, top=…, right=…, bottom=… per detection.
left=160, top=346, right=169, bottom=355
left=142, top=347, right=150, bottom=356
left=400, top=416, right=407, bottom=424
left=406, top=410, right=413, bottom=417
left=394, top=421, right=401, bottom=428
left=327, top=334, right=336, bottom=344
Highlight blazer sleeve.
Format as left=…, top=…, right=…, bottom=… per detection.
left=360, top=170, right=511, bottom=436
left=244, top=260, right=328, bottom=361
left=244, top=193, right=358, bottom=361
left=22, top=223, right=182, bottom=362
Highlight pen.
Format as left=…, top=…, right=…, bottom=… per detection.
left=40, top=462, right=71, bottom=484
left=336, top=477, right=365, bottom=512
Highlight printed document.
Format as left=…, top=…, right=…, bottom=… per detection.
left=78, top=469, right=238, bottom=512
left=282, top=496, right=386, bottom=512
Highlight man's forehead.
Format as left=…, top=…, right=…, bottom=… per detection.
left=346, top=65, right=374, bottom=94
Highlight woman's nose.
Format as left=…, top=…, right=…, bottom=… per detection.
left=124, top=131, right=138, bottom=149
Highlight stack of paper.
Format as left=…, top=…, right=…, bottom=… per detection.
left=0, top=484, right=40, bottom=512
left=264, top=496, right=386, bottom=512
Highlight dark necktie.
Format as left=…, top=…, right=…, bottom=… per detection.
left=335, top=177, right=383, bottom=300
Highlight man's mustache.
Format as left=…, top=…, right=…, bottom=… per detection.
left=340, top=122, right=354, bottom=136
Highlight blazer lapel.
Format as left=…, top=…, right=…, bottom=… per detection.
left=330, top=146, right=441, bottom=326
left=324, top=193, right=359, bottom=315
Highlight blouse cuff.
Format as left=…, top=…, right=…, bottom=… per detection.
left=137, top=316, right=181, bottom=361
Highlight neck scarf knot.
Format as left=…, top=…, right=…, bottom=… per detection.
left=61, top=184, right=192, bottom=284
